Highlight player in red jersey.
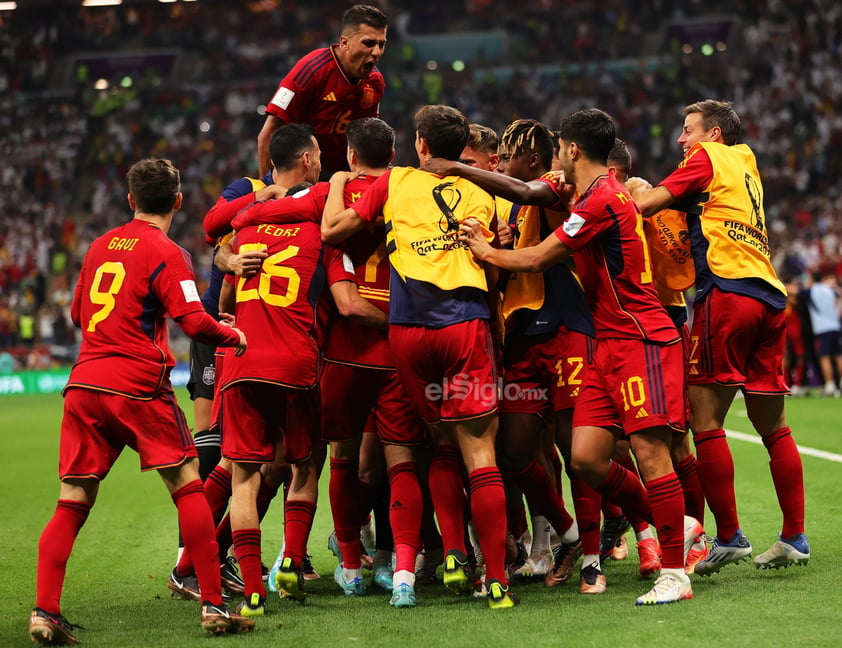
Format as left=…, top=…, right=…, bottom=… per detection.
left=234, top=118, right=428, bottom=607
left=256, top=4, right=387, bottom=177
left=606, top=140, right=708, bottom=575
left=629, top=99, right=809, bottom=574
left=29, top=159, right=253, bottom=646
left=475, top=119, right=587, bottom=586
left=170, top=125, right=323, bottom=601
left=322, top=105, right=518, bottom=610
left=447, top=109, right=693, bottom=606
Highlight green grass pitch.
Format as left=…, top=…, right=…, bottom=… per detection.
left=2, top=391, right=841, bottom=647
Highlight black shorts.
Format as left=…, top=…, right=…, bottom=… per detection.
left=187, top=339, right=216, bottom=401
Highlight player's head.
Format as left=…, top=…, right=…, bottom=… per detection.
left=607, top=138, right=632, bottom=184
left=460, top=123, right=499, bottom=171
left=498, top=119, right=554, bottom=181
left=338, top=4, right=387, bottom=79
left=347, top=117, right=395, bottom=169
left=414, top=105, right=469, bottom=161
left=557, top=108, right=616, bottom=181
left=270, top=123, right=321, bottom=183
left=679, top=99, right=740, bottom=153
left=126, top=158, right=181, bottom=215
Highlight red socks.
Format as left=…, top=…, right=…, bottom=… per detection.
left=387, top=461, right=422, bottom=573
left=428, top=446, right=467, bottom=554
left=468, top=467, right=508, bottom=584
left=232, top=528, right=265, bottom=598
left=644, top=472, right=684, bottom=569
left=763, top=426, right=805, bottom=538
left=172, top=480, right=223, bottom=605
left=36, top=500, right=91, bottom=614
left=283, top=499, right=316, bottom=566
left=693, top=428, right=739, bottom=541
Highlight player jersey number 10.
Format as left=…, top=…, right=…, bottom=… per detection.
left=236, top=243, right=301, bottom=307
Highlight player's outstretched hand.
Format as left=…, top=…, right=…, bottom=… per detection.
left=229, top=248, right=268, bottom=277
left=459, top=217, right=493, bottom=261
left=421, top=157, right=458, bottom=176
left=625, top=176, right=652, bottom=197
left=232, top=328, right=247, bottom=357
left=254, top=184, right=289, bottom=201
left=329, top=170, right=361, bottom=186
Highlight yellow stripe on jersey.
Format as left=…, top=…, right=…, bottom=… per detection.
left=383, top=167, right=495, bottom=292
left=695, top=142, right=785, bottom=295
left=358, top=286, right=390, bottom=302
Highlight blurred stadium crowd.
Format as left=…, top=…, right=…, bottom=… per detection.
left=0, top=0, right=840, bottom=379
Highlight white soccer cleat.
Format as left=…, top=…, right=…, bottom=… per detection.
left=753, top=534, right=810, bottom=569
left=635, top=571, right=693, bottom=605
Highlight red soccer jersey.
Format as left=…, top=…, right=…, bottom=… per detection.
left=231, top=176, right=393, bottom=368
left=220, top=221, right=326, bottom=390
left=265, top=47, right=385, bottom=174
left=68, top=219, right=213, bottom=398
left=553, top=174, right=678, bottom=343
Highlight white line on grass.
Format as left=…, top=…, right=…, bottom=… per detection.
left=726, top=428, right=842, bottom=464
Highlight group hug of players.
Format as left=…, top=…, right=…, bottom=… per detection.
left=29, top=99, right=810, bottom=646
left=177, top=100, right=810, bottom=621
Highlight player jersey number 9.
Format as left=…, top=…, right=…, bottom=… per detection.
left=236, top=243, right=301, bottom=307
left=87, top=261, right=126, bottom=332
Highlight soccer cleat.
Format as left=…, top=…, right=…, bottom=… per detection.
left=753, top=533, right=810, bottom=569
left=29, top=608, right=81, bottom=646
left=442, top=549, right=475, bottom=595
left=685, top=539, right=710, bottom=574
left=544, top=539, right=582, bottom=587
left=372, top=563, right=394, bottom=591
left=275, top=557, right=308, bottom=602
left=636, top=537, right=662, bottom=579
left=220, top=555, right=245, bottom=594
left=201, top=602, right=255, bottom=634
left=682, top=516, right=705, bottom=562
left=486, top=579, right=519, bottom=610
left=415, top=547, right=443, bottom=586
left=600, top=516, right=630, bottom=562
left=389, top=583, right=417, bottom=608
left=301, top=554, right=320, bottom=581
left=334, top=564, right=367, bottom=596
left=635, top=571, right=693, bottom=605
left=612, top=535, right=629, bottom=561
left=236, top=592, right=265, bottom=618
left=513, top=551, right=553, bottom=579
left=578, top=564, right=607, bottom=594
left=694, top=529, right=752, bottom=576
left=328, top=531, right=343, bottom=563
left=168, top=567, right=201, bottom=601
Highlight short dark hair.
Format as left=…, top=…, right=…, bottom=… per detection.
left=608, top=138, right=632, bottom=171
left=126, top=158, right=180, bottom=215
left=347, top=117, right=395, bottom=168
left=465, top=123, right=499, bottom=155
left=342, top=4, right=388, bottom=32
left=683, top=99, right=741, bottom=145
left=285, top=182, right=313, bottom=196
left=415, top=105, right=469, bottom=160
left=500, top=119, right=554, bottom=170
left=270, top=124, right=316, bottom=172
left=558, top=108, right=616, bottom=164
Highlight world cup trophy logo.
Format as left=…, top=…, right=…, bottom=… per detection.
left=433, top=181, right=462, bottom=233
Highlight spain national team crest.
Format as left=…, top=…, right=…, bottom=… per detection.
left=202, top=366, right=215, bottom=386
left=361, top=85, right=375, bottom=109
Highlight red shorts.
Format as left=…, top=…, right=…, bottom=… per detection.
left=320, top=361, right=426, bottom=446
left=688, top=288, right=788, bottom=394
left=221, top=382, right=318, bottom=464
left=573, top=338, right=686, bottom=435
left=59, top=388, right=195, bottom=480
left=390, top=319, right=498, bottom=424
left=500, top=327, right=591, bottom=418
